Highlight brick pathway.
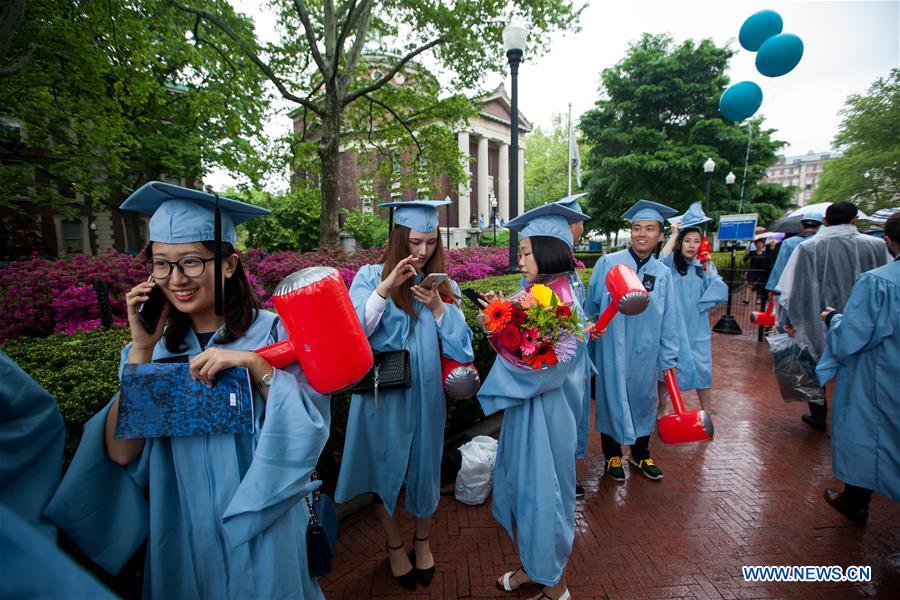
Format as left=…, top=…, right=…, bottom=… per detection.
left=321, top=335, right=900, bottom=599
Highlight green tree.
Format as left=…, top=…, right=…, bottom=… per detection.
left=0, top=0, right=270, bottom=213
left=580, top=34, right=792, bottom=233
left=524, top=114, right=588, bottom=210
left=812, top=69, right=900, bottom=212
left=234, top=187, right=321, bottom=252
left=171, top=0, right=584, bottom=246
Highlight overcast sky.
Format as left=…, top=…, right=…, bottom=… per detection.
left=207, top=0, right=899, bottom=191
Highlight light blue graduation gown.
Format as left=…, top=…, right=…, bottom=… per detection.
left=765, top=233, right=814, bottom=293
left=45, top=310, right=330, bottom=599
left=661, top=255, right=728, bottom=390
left=0, top=503, right=115, bottom=599
left=335, top=265, right=474, bottom=517
left=478, top=275, right=588, bottom=587
left=521, top=272, right=594, bottom=459
left=586, top=251, right=680, bottom=444
left=0, top=349, right=65, bottom=539
left=816, top=258, right=900, bottom=501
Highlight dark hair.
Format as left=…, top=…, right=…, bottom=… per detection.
left=673, top=227, right=702, bottom=275
left=529, top=236, right=576, bottom=275
left=144, top=241, right=261, bottom=353
left=885, top=212, right=900, bottom=244
left=825, top=201, right=858, bottom=226
left=799, top=219, right=821, bottom=230
left=380, top=225, right=453, bottom=318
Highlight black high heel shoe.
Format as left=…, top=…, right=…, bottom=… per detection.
left=409, top=535, right=436, bottom=588
left=386, top=542, right=417, bottom=590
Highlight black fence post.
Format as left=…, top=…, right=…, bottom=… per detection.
left=93, top=280, right=113, bottom=329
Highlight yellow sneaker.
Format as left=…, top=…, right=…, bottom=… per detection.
left=605, top=456, right=625, bottom=481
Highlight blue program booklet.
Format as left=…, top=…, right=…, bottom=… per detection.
left=116, top=363, right=254, bottom=439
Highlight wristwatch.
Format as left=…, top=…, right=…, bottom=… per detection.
left=257, top=372, right=274, bottom=389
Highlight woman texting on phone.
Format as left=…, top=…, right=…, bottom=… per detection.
left=46, top=182, right=331, bottom=599
left=335, top=200, right=474, bottom=590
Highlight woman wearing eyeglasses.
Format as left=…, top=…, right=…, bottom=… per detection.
left=45, top=182, right=330, bottom=599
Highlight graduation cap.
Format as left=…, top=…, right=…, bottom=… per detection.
left=621, top=199, right=678, bottom=224
left=553, top=192, right=588, bottom=215
left=120, top=181, right=270, bottom=316
left=504, top=202, right=588, bottom=249
left=379, top=199, right=451, bottom=233
left=675, top=201, right=712, bottom=229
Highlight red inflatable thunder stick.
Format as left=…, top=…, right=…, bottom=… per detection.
left=593, top=264, right=651, bottom=332
left=698, top=236, right=713, bottom=271
left=751, top=293, right=777, bottom=327
left=256, top=267, right=373, bottom=394
left=657, top=369, right=714, bottom=444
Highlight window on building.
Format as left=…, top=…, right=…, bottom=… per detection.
left=123, top=214, right=146, bottom=254
left=61, top=219, right=84, bottom=255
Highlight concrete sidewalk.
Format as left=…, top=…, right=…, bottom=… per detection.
left=321, top=334, right=900, bottom=599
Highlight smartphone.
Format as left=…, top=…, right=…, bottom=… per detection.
left=138, top=276, right=168, bottom=334
left=420, top=272, right=448, bottom=290
left=461, top=287, right=486, bottom=310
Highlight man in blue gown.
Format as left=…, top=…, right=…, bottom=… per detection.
left=586, top=200, right=680, bottom=481
left=816, top=212, right=900, bottom=525
left=764, top=212, right=822, bottom=294
left=553, top=194, right=594, bottom=498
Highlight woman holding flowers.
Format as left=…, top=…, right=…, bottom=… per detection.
left=335, top=200, right=474, bottom=591
left=477, top=203, right=590, bottom=600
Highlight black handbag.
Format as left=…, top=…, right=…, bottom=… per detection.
left=305, top=475, right=338, bottom=578
left=349, top=311, right=415, bottom=408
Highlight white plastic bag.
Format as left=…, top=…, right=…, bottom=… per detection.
left=454, top=435, right=498, bottom=505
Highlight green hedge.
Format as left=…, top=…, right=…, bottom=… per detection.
left=574, top=252, right=602, bottom=268
left=2, top=327, right=131, bottom=463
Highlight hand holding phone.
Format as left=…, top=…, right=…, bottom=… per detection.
left=461, top=287, right=487, bottom=309
left=420, top=272, right=448, bottom=290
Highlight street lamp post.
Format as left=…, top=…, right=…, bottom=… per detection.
left=713, top=170, right=743, bottom=335
left=490, top=196, right=498, bottom=246
left=503, top=18, right=526, bottom=273
left=703, top=158, right=715, bottom=234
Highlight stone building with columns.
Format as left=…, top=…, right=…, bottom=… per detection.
left=292, top=84, right=531, bottom=246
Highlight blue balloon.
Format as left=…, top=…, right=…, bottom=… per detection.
left=756, top=33, right=804, bottom=77
left=739, top=10, right=783, bottom=52
left=719, top=81, right=763, bottom=122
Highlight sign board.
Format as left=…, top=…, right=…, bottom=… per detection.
left=717, top=213, right=758, bottom=241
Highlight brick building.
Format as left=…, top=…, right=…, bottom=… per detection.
left=763, top=150, right=843, bottom=207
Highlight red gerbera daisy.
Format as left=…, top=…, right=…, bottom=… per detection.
left=482, top=299, right=512, bottom=332
left=524, top=343, right=559, bottom=369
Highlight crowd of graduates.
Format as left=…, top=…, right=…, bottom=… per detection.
left=0, top=182, right=896, bottom=600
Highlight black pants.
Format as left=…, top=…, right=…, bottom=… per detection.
left=808, top=397, right=828, bottom=423
left=844, top=483, right=874, bottom=509
left=601, top=432, right=651, bottom=461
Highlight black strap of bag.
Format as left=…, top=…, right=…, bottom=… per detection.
left=305, top=471, right=338, bottom=578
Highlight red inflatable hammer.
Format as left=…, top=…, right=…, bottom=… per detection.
left=594, top=264, right=651, bottom=331
left=256, top=267, right=373, bottom=394
left=751, top=293, right=777, bottom=327
left=657, top=369, right=714, bottom=444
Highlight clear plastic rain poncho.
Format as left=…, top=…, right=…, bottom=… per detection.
left=777, top=224, right=890, bottom=359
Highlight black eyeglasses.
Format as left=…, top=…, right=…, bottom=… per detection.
left=143, top=256, right=216, bottom=279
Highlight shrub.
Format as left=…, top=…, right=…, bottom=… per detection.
left=236, top=188, right=322, bottom=253
left=0, top=252, right=144, bottom=341
left=1, top=327, right=131, bottom=462
left=341, top=209, right=389, bottom=249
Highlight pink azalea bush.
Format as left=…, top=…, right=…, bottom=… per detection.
left=0, top=246, right=513, bottom=341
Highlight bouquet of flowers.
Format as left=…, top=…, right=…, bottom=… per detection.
left=479, top=282, right=584, bottom=370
